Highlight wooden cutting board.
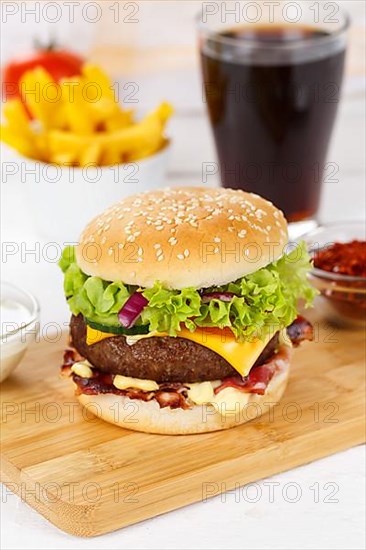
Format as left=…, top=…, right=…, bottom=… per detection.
left=1, top=312, right=365, bottom=537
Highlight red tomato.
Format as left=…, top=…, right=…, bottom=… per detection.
left=2, top=48, right=84, bottom=101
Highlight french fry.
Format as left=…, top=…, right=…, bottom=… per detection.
left=104, top=108, right=134, bottom=132
left=0, top=63, right=174, bottom=167
left=0, top=125, right=39, bottom=159
left=81, top=64, right=135, bottom=130
left=2, top=99, right=31, bottom=134
left=48, top=130, right=95, bottom=161
left=154, top=101, right=174, bottom=123
left=33, top=132, right=49, bottom=162
left=79, top=141, right=102, bottom=167
left=1, top=99, right=44, bottom=158
left=49, top=152, right=78, bottom=166
left=88, top=99, right=119, bottom=127
left=63, top=100, right=95, bottom=135
left=61, top=77, right=95, bottom=135
left=20, top=67, right=59, bottom=130
left=82, top=64, right=116, bottom=101
left=50, top=103, right=69, bottom=131
left=103, top=103, right=171, bottom=156
left=99, top=146, right=122, bottom=166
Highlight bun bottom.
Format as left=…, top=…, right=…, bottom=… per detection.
left=75, top=349, right=291, bottom=435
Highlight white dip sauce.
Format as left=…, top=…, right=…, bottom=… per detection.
left=0, top=298, right=38, bottom=382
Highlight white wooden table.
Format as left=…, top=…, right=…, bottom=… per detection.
left=1, top=2, right=365, bottom=548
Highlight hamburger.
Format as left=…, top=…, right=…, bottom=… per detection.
left=59, top=187, right=315, bottom=434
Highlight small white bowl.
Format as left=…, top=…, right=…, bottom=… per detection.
left=11, top=142, right=171, bottom=243
left=0, top=282, right=40, bottom=383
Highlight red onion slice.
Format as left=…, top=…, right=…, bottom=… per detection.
left=201, top=292, right=236, bottom=303
left=118, top=292, right=148, bottom=328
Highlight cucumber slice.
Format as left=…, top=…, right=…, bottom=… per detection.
left=85, top=318, right=150, bottom=336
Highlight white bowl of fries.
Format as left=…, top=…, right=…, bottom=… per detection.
left=19, top=142, right=171, bottom=242
left=1, top=63, right=173, bottom=242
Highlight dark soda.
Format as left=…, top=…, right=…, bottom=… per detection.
left=201, top=25, right=346, bottom=221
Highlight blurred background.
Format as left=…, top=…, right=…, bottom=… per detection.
left=1, top=0, right=365, bottom=222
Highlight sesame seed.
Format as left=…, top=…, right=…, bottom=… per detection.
left=184, top=249, right=190, bottom=257
left=256, top=209, right=267, bottom=218
left=157, top=255, right=164, bottom=262
left=154, top=244, right=161, bottom=249
left=177, top=254, right=184, bottom=260
left=213, top=237, right=221, bottom=243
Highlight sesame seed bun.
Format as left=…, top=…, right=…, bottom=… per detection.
left=76, top=187, right=288, bottom=290
left=75, top=351, right=290, bottom=435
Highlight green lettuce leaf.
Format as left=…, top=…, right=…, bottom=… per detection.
left=58, top=242, right=317, bottom=338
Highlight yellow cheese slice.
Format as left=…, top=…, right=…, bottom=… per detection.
left=86, top=325, right=272, bottom=377
left=86, top=328, right=115, bottom=345
left=174, top=327, right=272, bottom=377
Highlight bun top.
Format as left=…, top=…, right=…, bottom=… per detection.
left=76, top=187, right=288, bottom=289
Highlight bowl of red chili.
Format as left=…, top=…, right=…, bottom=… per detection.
left=305, top=222, right=366, bottom=327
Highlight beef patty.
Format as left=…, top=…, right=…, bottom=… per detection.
left=70, top=315, right=279, bottom=383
